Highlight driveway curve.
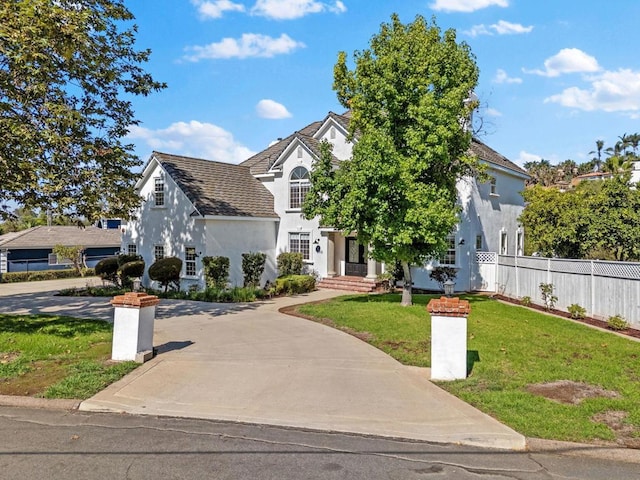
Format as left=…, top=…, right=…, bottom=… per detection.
left=0, top=279, right=524, bottom=449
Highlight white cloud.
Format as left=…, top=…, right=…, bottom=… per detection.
left=545, top=68, right=640, bottom=113
left=493, top=68, right=522, bottom=84
left=525, top=48, right=600, bottom=77
left=486, top=107, right=502, bottom=117
left=128, top=121, right=255, bottom=164
left=191, top=0, right=245, bottom=19
left=256, top=99, right=292, bottom=119
left=251, top=0, right=346, bottom=20
left=430, top=0, right=508, bottom=13
left=465, top=20, right=533, bottom=37
left=183, top=33, right=305, bottom=61
left=516, top=150, right=542, bottom=167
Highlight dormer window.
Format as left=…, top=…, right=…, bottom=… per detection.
left=330, top=126, right=336, bottom=139
left=289, top=166, right=310, bottom=209
left=154, top=177, right=165, bottom=206
left=297, top=146, right=303, bottom=158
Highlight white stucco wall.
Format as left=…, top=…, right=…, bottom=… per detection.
left=122, top=161, right=206, bottom=289
left=411, top=166, right=526, bottom=292
left=202, top=218, right=277, bottom=287
left=123, top=160, right=279, bottom=290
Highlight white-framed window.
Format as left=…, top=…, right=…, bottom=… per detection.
left=475, top=234, right=483, bottom=250
left=289, top=166, right=311, bottom=209
left=289, top=232, right=311, bottom=261
left=440, top=234, right=457, bottom=266
left=127, top=244, right=137, bottom=255
left=500, top=231, right=508, bottom=255
left=516, top=229, right=524, bottom=256
left=185, top=246, right=197, bottom=276
left=330, top=126, right=336, bottom=139
left=489, top=176, right=498, bottom=195
left=297, top=146, right=303, bottom=158
left=154, top=245, right=165, bottom=262
left=154, top=177, right=165, bottom=206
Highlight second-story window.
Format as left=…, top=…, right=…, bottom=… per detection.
left=289, top=166, right=310, bottom=209
left=154, top=177, right=165, bottom=206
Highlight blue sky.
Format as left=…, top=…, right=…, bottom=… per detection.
left=124, top=0, right=640, bottom=167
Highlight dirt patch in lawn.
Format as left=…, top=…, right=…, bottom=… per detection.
left=526, top=380, right=620, bottom=405
left=0, top=360, right=68, bottom=397
left=592, top=411, right=640, bottom=449
left=0, top=352, right=20, bottom=364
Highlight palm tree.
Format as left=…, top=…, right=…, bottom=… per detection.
left=588, top=140, right=605, bottom=172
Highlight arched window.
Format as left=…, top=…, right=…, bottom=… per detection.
left=289, top=166, right=310, bottom=209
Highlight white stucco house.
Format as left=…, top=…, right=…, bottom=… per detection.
left=123, top=111, right=528, bottom=292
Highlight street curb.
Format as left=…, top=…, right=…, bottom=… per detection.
left=527, top=438, right=640, bottom=464
left=0, top=395, right=81, bottom=411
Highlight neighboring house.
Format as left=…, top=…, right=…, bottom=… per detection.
left=124, top=111, right=528, bottom=292
left=0, top=226, right=121, bottom=274
left=570, top=171, right=613, bottom=187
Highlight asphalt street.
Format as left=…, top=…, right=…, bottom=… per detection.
left=0, top=407, right=638, bottom=480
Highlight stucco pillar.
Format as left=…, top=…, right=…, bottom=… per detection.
left=111, top=292, right=159, bottom=363
left=326, top=234, right=337, bottom=277
left=366, top=245, right=377, bottom=279
left=427, top=297, right=470, bottom=381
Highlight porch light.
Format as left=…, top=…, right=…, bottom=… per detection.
left=444, top=279, right=455, bottom=297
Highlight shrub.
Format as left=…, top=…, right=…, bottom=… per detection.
left=277, top=252, right=303, bottom=277
left=429, top=266, right=457, bottom=291
left=117, top=260, right=145, bottom=289
left=202, top=256, right=229, bottom=289
left=148, top=257, right=182, bottom=292
left=242, top=252, right=267, bottom=287
left=539, top=283, right=557, bottom=310
left=0, top=268, right=95, bottom=283
left=567, top=303, right=586, bottom=319
left=274, top=274, right=315, bottom=295
left=95, top=257, right=119, bottom=285
left=607, top=314, right=629, bottom=331
left=117, top=253, right=142, bottom=266
left=520, top=296, right=532, bottom=307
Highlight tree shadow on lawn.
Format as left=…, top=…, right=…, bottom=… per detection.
left=336, top=292, right=496, bottom=306
left=0, top=314, right=111, bottom=337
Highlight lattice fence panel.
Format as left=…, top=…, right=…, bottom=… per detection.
left=593, top=261, right=640, bottom=280
left=516, top=256, right=548, bottom=271
left=550, top=259, right=591, bottom=275
left=475, top=252, right=497, bottom=264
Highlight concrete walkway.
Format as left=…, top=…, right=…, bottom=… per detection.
left=0, top=279, right=525, bottom=450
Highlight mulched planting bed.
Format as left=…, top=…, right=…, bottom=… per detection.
left=494, top=294, right=640, bottom=340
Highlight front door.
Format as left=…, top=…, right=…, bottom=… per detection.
left=345, top=237, right=367, bottom=277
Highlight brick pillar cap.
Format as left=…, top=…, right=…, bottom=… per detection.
left=111, top=292, right=160, bottom=308
left=427, top=296, right=470, bottom=316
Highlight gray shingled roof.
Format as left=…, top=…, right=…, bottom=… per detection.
left=241, top=121, right=323, bottom=175
left=241, top=111, right=524, bottom=177
left=470, top=138, right=527, bottom=176
left=0, top=226, right=121, bottom=249
left=154, top=152, right=278, bottom=218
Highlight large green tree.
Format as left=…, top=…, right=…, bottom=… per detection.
left=0, top=0, right=165, bottom=221
left=520, top=176, right=640, bottom=261
left=304, top=15, right=480, bottom=305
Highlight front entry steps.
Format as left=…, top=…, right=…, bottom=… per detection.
left=317, top=275, right=382, bottom=293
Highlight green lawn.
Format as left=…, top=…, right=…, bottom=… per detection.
left=0, top=314, right=137, bottom=399
left=297, top=293, right=640, bottom=444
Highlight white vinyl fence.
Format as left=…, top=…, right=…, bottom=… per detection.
left=493, top=255, right=640, bottom=328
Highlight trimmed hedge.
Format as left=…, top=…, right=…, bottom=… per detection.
left=148, top=257, right=182, bottom=292
left=202, top=256, right=229, bottom=289
left=273, top=274, right=315, bottom=295
left=1, top=268, right=95, bottom=283
left=277, top=252, right=303, bottom=277
left=242, top=252, right=267, bottom=287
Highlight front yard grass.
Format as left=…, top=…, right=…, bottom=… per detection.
left=0, top=314, right=137, bottom=399
left=296, top=293, right=640, bottom=445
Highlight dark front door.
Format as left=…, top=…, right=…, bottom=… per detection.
left=345, top=237, right=367, bottom=277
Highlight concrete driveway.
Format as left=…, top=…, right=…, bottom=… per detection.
left=0, top=279, right=525, bottom=450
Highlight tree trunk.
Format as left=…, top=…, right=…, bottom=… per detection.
left=401, top=261, right=412, bottom=306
